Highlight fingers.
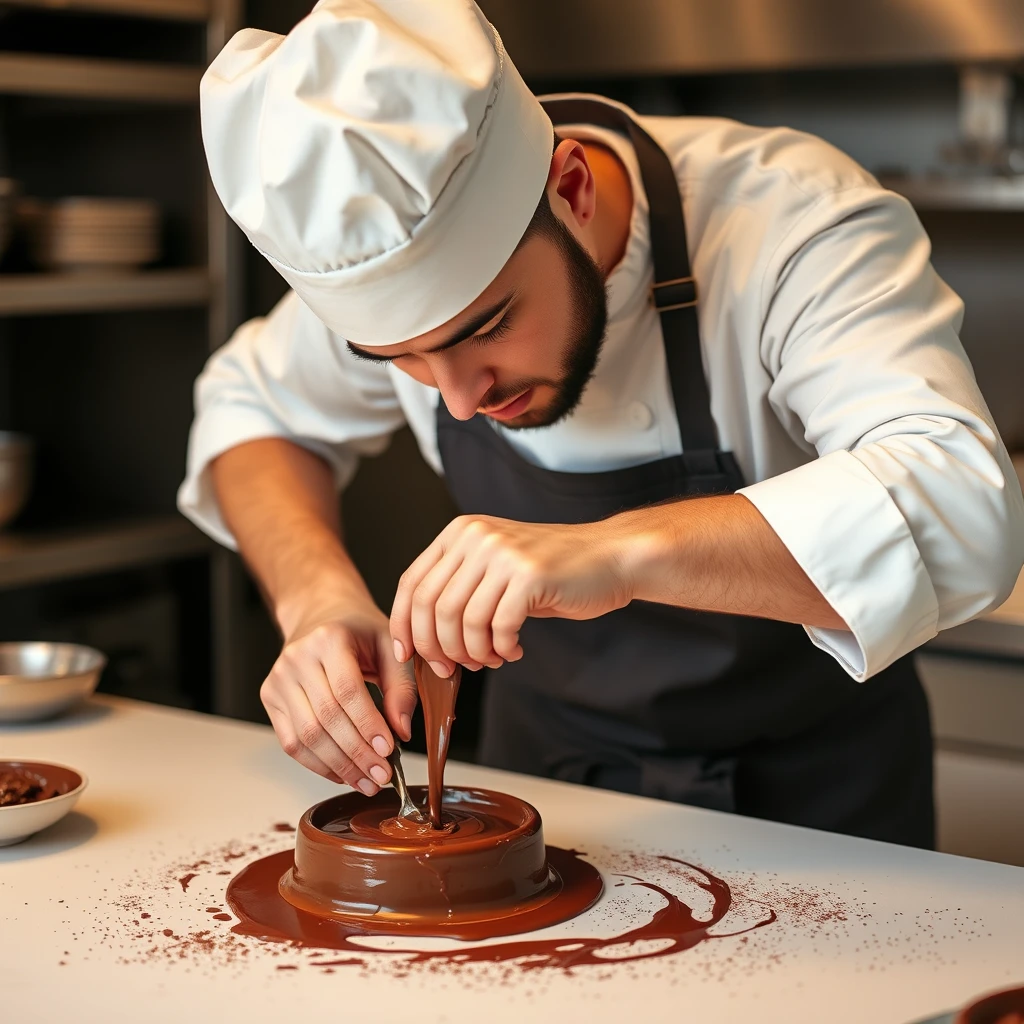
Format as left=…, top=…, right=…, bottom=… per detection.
left=392, top=516, right=532, bottom=672
left=375, top=631, right=418, bottom=742
left=490, top=578, right=528, bottom=661
left=264, top=687, right=365, bottom=790
left=461, top=571, right=515, bottom=666
left=298, top=645, right=392, bottom=787
left=265, top=704, right=345, bottom=784
left=411, top=550, right=490, bottom=677
left=391, top=531, right=448, bottom=670
left=261, top=625, right=399, bottom=794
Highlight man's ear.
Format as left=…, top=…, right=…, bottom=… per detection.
left=546, top=138, right=596, bottom=230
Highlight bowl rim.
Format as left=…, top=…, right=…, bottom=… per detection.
left=0, top=642, right=107, bottom=683
left=0, top=759, right=88, bottom=812
left=955, top=984, right=1024, bottom=1024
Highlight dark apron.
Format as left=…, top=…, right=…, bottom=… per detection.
left=435, top=97, right=934, bottom=848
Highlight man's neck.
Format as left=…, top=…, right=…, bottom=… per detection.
left=580, top=139, right=634, bottom=278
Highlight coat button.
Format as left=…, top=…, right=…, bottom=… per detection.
left=627, top=401, right=654, bottom=430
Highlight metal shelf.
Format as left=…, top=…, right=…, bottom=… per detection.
left=0, top=52, right=202, bottom=102
left=881, top=175, right=1024, bottom=212
left=1, top=0, right=209, bottom=21
left=0, top=269, right=212, bottom=316
left=0, top=515, right=212, bottom=590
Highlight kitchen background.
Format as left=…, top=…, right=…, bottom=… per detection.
left=0, top=0, right=1021, bottom=864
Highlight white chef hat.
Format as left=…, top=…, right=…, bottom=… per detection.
left=200, top=0, right=554, bottom=345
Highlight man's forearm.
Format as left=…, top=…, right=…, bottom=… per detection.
left=210, top=438, right=374, bottom=637
left=620, top=494, right=848, bottom=630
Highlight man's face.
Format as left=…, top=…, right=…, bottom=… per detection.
left=348, top=215, right=608, bottom=429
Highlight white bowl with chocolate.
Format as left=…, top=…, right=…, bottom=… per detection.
left=0, top=761, right=88, bottom=847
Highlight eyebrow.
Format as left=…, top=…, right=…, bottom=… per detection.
left=347, top=291, right=515, bottom=362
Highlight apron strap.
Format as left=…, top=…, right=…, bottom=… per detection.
left=540, top=96, right=719, bottom=453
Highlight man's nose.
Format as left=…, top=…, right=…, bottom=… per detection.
left=434, top=364, right=493, bottom=422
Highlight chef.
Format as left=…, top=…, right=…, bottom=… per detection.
left=182, top=0, right=1024, bottom=848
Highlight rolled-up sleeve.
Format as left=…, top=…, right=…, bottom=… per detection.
left=739, top=187, right=1024, bottom=680
left=177, top=291, right=407, bottom=548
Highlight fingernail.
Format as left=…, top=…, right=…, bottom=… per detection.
left=465, top=661, right=483, bottom=672
left=393, top=639, right=407, bottom=662
left=356, top=778, right=377, bottom=797
left=369, top=765, right=389, bottom=785
left=399, top=713, right=412, bottom=741
left=371, top=735, right=390, bottom=757
left=429, top=660, right=450, bottom=678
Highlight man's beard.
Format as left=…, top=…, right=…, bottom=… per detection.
left=482, top=219, right=609, bottom=430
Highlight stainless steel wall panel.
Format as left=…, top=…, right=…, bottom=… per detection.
left=478, top=0, right=1024, bottom=77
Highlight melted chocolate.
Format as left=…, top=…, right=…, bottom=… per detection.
left=277, top=787, right=586, bottom=933
left=414, top=657, right=460, bottom=829
left=227, top=847, right=773, bottom=967
left=0, top=761, right=80, bottom=807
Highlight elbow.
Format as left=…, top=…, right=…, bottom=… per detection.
left=973, top=471, right=1024, bottom=616
left=989, top=524, right=1024, bottom=612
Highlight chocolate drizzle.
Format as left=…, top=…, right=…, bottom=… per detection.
left=413, top=656, right=460, bottom=829
left=227, top=847, right=773, bottom=969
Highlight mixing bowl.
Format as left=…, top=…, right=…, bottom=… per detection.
left=0, top=642, right=106, bottom=723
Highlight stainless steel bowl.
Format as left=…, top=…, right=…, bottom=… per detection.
left=0, top=642, right=106, bottom=723
left=0, top=432, right=33, bottom=530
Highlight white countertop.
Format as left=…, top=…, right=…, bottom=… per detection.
left=2, top=696, right=1022, bottom=1024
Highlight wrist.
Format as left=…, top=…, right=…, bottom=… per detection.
left=606, top=504, right=687, bottom=605
left=273, top=557, right=378, bottom=641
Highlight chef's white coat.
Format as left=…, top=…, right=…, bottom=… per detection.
left=179, top=114, right=1024, bottom=683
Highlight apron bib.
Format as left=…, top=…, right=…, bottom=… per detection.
left=435, top=97, right=934, bottom=848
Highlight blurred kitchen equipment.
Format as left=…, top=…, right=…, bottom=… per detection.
left=0, top=642, right=106, bottom=723
left=477, top=0, right=1024, bottom=79
left=0, top=432, right=33, bottom=530
left=0, top=178, right=18, bottom=261
left=19, top=197, right=160, bottom=273
left=0, top=760, right=87, bottom=847
left=942, top=67, right=1024, bottom=175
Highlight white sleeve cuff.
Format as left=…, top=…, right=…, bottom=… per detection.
left=738, top=449, right=939, bottom=680
left=176, top=404, right=358, bottom=550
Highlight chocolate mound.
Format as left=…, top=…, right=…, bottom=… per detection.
left=0, top=761, right=81, bottom=808
left=276, top=785, right=601, bottom=935
left=0, top=767, right=56, bottom=806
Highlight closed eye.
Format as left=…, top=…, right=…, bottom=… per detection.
left=346, top=293, right=517, bottom=364
left=468, top=311, right=514, bottom=346
left=347, top=310, right=516, bottom=365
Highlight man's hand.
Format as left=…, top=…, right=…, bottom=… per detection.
left=389, top=515, right=635, bottom=677
left=389, top=496, right=848, bottom=676
left=261, top=595, right=418, bottom=795
left=210, top=438, right=421, bottom=794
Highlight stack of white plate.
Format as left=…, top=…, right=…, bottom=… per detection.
left=20, top=197, right=160, bottom=273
